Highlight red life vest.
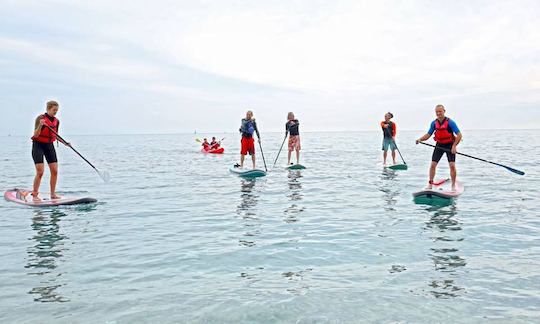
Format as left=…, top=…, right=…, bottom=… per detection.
left=434, top=117, right=455, bottom=144
left=32, top=114, right=59, bottom=143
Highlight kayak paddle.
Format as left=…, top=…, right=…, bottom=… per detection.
left=273, top=132, right=288, bottom=167
left=418, top=142, right=525, bottom=176
left=45, top=125, right=111, bottom=182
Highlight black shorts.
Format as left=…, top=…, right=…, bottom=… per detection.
left=32, top=141, right=58, bottom=164
left=432, top=143, right=456, bottom=163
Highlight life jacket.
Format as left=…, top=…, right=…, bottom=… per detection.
left=381, top=121, right=394, bottom=138
left=32, top=114, right=59, bottom=143
left=241, top=119, right=255, bottom=137
left=434, top=117, right=455, bottom=144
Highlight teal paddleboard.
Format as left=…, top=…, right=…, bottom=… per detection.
left=388, top=164, right=408, bottom=170
left=413, top=179, right=464, bottom=205
left=229, top=166, right=267, bottom=178
left=285, top=164, right=306, bottom=170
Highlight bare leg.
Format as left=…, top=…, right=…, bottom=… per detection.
left=240, top=154, right=245, bottom=168
left=49, top=162, right=60, bottom=199
left=296, top=149, right=300, bottom=164
left=251, top=154, right=256, bottom=169
left=449, top=162, right=457, bottom=191
left=287, top=150, right=292, bottom=165
left=383, top=150, right=388, bottom=165
left=33, top=163, right=45, bottom=201
left=428, top=161, right=438, bottom=189
left=392, top=150, right=396, bottom=164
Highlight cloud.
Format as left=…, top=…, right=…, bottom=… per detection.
left=1, top=0, right=539, bottom=133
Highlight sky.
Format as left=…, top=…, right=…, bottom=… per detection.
left=1, top=0, right=539, bottom=135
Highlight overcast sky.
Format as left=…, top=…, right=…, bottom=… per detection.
left=1, top=0, right=539, bottom=135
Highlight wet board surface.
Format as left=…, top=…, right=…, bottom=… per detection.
left=413, top=179, right=464, bottom=203
left=387, top=164, right=408, bottom=170
left=4, top=188, right=97, bottom=207
left=229, top=166, right=267, bottom=178
left=285, top=164, right=306, bottom=170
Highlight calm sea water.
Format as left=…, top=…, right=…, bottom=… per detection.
left=0, top=130, right=539, bottom=323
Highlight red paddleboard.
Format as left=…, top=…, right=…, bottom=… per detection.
left=4, top=188, right=97, bottom=207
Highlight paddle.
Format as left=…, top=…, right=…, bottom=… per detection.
left=45, top=125, right=110, bottom=182
left=418, top=142, right=525, bottom=176
left=392, top=138, right=407, bottom=165
left=273, top=132, right=288, bottom=167
left=258, top=138, right=268, bottom=172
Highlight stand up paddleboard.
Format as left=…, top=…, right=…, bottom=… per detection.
left=4, top=188, right=97, bottom=207
left=413, top=179, right=464, bottom=204
left=285, top=164, right=306, bottom=170
left=229, top=166, right=266, bottom=178
left=387, top=163, right=408, bottom=170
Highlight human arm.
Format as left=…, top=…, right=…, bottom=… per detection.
left=416, top=121, right=435, bottom=144
left=33, top=116, right=44, bottom=138
left=254, top=120, right=261, bottom=141
left=449, top=120, right=462, bottom=153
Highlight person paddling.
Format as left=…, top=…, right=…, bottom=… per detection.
left=210, top=137, right=220, bottom=150
left=31, top=101, right=70, bottom=201
left=381, top=112, right=397, bottom=165
left=201, top=138, right=210, bottom=151
left=238, top=110, right=260, bottom=169
left=286, top=112, right=301, bottom=165
left=416, top=104, right=462, bottom=191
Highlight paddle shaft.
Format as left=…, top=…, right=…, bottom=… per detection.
left=258, top=138, right=268, bottom=172
left=391, top=138, right=406, bottom=165
left=45, top=125, right=99, bottom=171
left=419, top=142, right=524, bottom=175
left=273, top=132, right=288, bottom=167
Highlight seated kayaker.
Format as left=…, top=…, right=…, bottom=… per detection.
left=202, top=138, right=210, bottom=151
left=210, top=137, right=220, bottom=150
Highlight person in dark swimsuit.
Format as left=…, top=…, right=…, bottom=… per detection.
left=31, top=101, right=70, bottom=201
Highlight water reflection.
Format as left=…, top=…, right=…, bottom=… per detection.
left=424, top=204, right=466, bottom=299
left=379, top=168, right=399, bottom=212
left=284, top=170, right=305, bottom=223
left=26, top=209, right=69, bottom=303
left=236, top=179, right=260, bottom=247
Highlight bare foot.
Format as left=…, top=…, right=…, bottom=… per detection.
left=32, top=192, right=41, bottom=202
left=51, top=194, right=62, bottom=200
left=451, top=185, right=457, bottom=192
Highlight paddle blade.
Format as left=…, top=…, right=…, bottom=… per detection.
left=505, top=166, right=525, bottom=176
left=195, top=138, right=201, bottom=143
left=98, top=170, right=111, bottom=183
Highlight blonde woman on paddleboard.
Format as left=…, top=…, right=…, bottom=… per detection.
left=31, top=101, right=70, bottom=201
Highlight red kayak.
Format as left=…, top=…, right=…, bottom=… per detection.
left=201, top=147, right=224, bottom=154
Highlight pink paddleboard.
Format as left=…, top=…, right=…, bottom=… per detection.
left=4, top=188, right=97, bottom=207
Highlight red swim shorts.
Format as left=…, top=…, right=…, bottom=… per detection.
left=241, top=137, right=255, bottom=155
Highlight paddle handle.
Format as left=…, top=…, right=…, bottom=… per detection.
left=418, top=142, right=524, bottom=175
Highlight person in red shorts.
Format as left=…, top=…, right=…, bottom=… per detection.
left=237, top=110, right=260, bottom=169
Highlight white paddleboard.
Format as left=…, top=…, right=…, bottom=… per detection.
left=413, top=179, right=464, bottom=201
